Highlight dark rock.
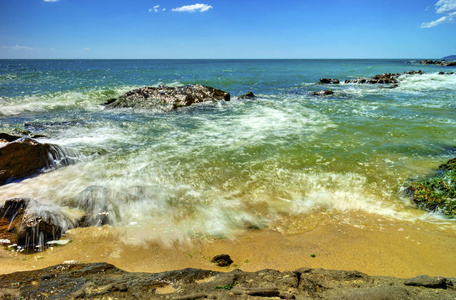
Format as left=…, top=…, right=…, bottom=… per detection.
left=211, top=254, right=233, bottom=267
left=104, top=84, right=230, bottom=111
left=419, top=60, right=456, bottom=67
left=0, top=198, right=73, bottom=252
left=0, top=133, right=22, bottom=143
left=319, top=78, right=340, bottom=84
left=345, top=73, right=399, bottom=84
left=0, top=138, right=78, bottom=185
left=404, top=275, right=451, bottom=289
left=406, top=157, right=456, bottom=218
left=238, top=91, right=255, bottom=99
left=1, top=263, right=455, bottom=299
left=404, top=70, right=425, bottom=75
left=310, top=90, right=334, bottom=96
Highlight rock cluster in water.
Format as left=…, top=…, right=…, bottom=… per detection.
left=104, top=84, right=230, bottom=110
left=419, top=60, right=456, bottom=67
left=407, top=158, right=456, bottom=218
left=0, top=262, right=454, bottom=299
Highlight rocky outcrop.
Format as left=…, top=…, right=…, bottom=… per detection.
left=0, top=198, right=73, bottom=252
left=344, top=73, right=400, bottom=84
left=0, top=262, right=454, bottom=299
left=319, top=78, right=339, bottom=84
left=406, top=158, right=456, bottom=218
left=309, top=90, right=334, bottom=96
left=420, top=60, right=456, bottom=67
left=104, top=84, right=230, bottom=111
left=0, top=137, right=78, bottom=185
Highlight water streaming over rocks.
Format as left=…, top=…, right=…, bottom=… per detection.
left=1, top=59, right=455, bottom=248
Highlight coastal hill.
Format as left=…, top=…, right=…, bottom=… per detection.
left=443, top=55, right=456, bottom=60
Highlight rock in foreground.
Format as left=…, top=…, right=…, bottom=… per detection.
left=0, top=262, right=454, bottom=299
left=104, top=84, right=230, bottom=111
left=0, top=137, right=78, bottom=185
left=0, top=198, right=73, bottom=252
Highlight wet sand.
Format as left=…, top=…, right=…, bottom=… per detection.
left=1, top=212, right=455, bottom=278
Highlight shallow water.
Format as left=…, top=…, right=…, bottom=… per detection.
left=1, top=59, right=455, bottom=246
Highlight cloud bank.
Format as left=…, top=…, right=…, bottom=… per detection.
left=172, top=3, right=212, bottom=13
left=421, top=0, right=456, bottom=28
left=2, top=45, right=35, bottom=50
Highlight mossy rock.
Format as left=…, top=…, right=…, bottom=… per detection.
left=407, top=158, right=456, bottom=218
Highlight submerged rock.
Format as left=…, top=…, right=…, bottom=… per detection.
left=104, top=84, right=230, bottom=111
left=0, top=262, right=454, bottom=299
left=406, top=158, right=456, bottom=218
left=310, top=90, right=334, bottom=96
left=0, top=198, right=73, bottom=252
left=0, top=137, right=78, bottom=185
left=66, top=186, right=118, bottom=227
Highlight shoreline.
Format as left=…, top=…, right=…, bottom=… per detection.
left=1, top=212, right=455, bottom=278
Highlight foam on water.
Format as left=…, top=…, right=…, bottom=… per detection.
left=1, top=60, right=455, bottom=245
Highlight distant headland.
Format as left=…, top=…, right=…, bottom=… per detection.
left=442, top=55, right=456, bottom=60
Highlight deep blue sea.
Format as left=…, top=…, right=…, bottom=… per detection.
left=1, top=59, right=455, bottom=242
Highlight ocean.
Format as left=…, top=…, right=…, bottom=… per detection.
left=1, top=59, right=455, bottom=247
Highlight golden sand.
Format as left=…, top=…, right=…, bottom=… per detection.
left=1, top=211, right=455, bottom=278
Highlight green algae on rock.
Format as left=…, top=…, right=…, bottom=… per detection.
left=407, top=158, right=456, bottom=218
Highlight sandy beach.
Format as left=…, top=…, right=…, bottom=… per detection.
left=1, top=210, right=455, bottom=278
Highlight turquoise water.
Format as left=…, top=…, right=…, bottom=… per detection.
left=1, top=59, right=455, bottom=242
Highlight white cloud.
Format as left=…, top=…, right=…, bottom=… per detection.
left=421, top=0, right=456, bottom=28
left=172, top=3, right=212, bottom=13
left=435, top=0, right=456, bottom=13
left=44, top=0, right=59, bottom=2
left=83, top=48, right=90, bottom=51
left=149, top=5, right=162, bottom=13
left=2, top=45, right=35, bottom=50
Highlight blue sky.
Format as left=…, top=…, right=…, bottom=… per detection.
left=1, top=0, right=455, bottom=59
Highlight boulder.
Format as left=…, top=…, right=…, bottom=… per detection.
left=406, top=158, right=456, bottom=218
left=104, top=84, right=230, bottom=111
left=0, top=198, right=73, bottom=252
left=345, top=73, right=399, bottom=84
left=310, top=90, right=334, bottom=96
left=0, top=137, right=77, bottom=185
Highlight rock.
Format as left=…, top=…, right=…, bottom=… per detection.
left=0, top=133, right=22, bottom=143
left=406, top=158, right=456, bottom=218
left=104, top=84, right=230, bottom=111
left=319, top=78, right=340, bottom=84
left=0, top=198, right=73, bottom=252
left=0, top=263, right=455, bottom=299
left=211, top=254, right=233, bottom=267
left=310, top=90, right=334, bottom=96
left=0, top=137, right=78, bottom=185
left=238, top=91, right=255, bottom=99
left=65, top=186, right=118, bottom=227
left=345, top=73, right=399, bottom=84
left=419, top=60, right=456, bottom=67
left=404, top=275, right=451, bottom=289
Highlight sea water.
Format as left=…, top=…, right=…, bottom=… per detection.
left=1, top=59, right=455, bottom=244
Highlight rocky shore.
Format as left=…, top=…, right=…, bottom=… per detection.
left=0, top=262, right=455, bottom=299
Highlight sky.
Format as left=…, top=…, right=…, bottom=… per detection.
left=0, top=0, right=455, bottom=59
